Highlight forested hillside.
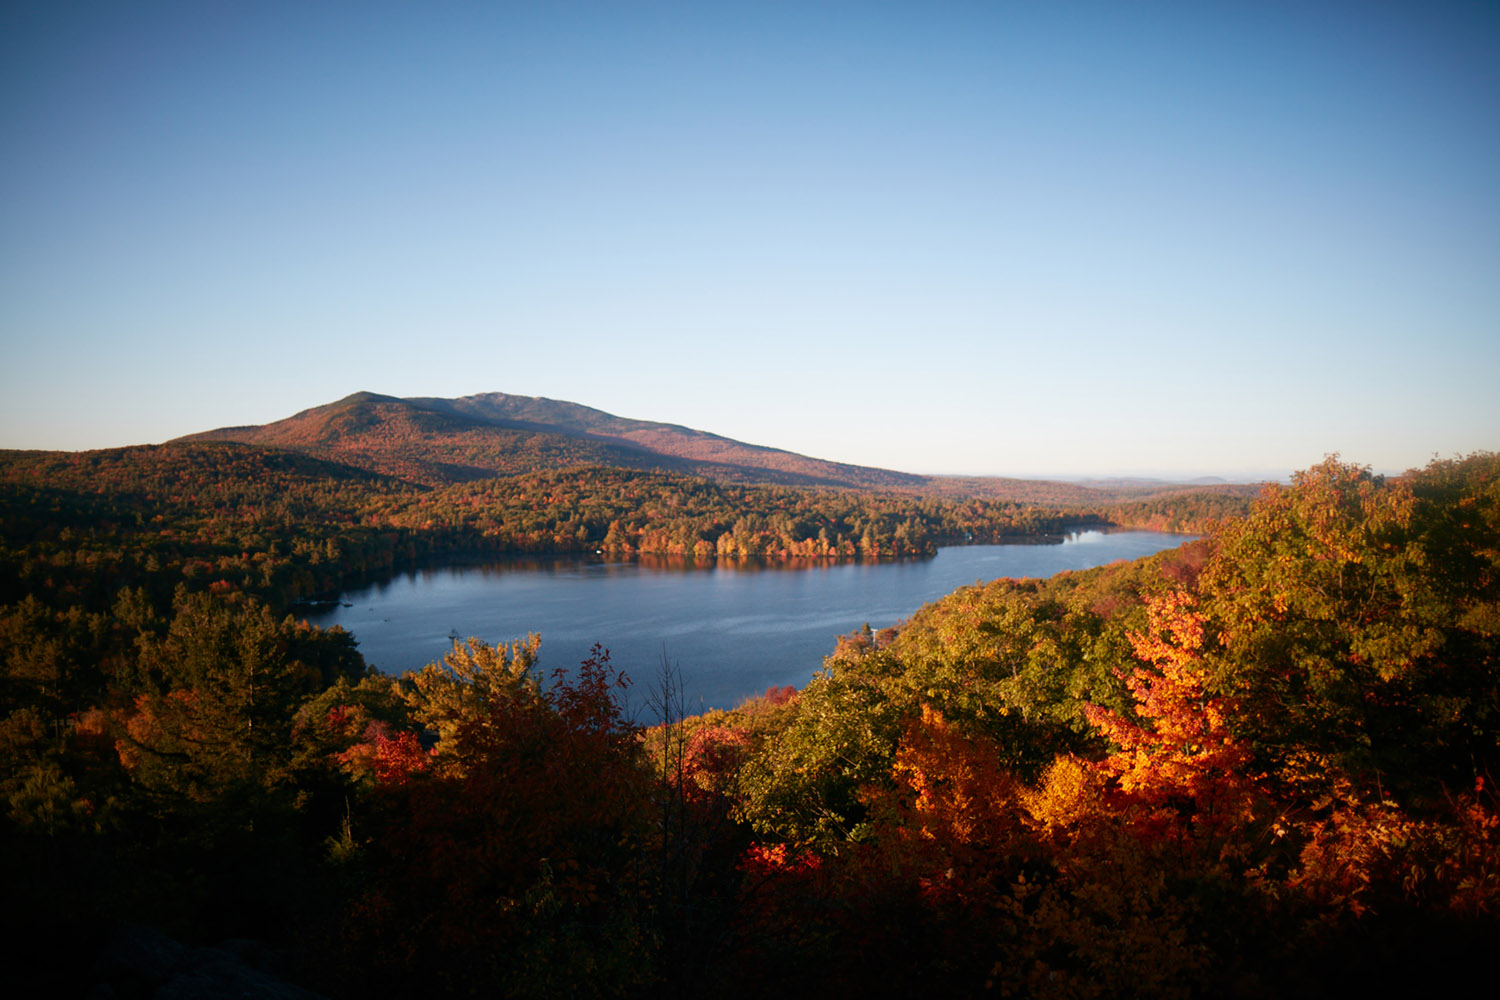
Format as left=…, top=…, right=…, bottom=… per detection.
left=2, top=451, right=1495, bottom=997
left=0, top=438, right=1242, bottom=621
left=179, top=391, right=933, bottom=489
left=179, top=390, right=1264, bottom=508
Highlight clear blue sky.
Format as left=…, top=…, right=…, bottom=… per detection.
left=3, top=1, right=1496, bottom=479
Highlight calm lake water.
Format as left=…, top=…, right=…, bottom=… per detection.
left=303, top=530, right=1191, bottom=713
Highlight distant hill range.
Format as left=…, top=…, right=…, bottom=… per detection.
left=179, top=391, right=1262, bottom=503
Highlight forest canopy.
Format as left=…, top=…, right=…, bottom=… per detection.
left=2, top=447, right=1494, bottom=997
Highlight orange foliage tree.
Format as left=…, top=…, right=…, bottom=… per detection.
left=1082, top=588, right=1262, bottom=855
left=986, top=590, right=1269, bottom=998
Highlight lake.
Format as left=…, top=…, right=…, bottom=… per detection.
left=303, top=530, right=1191, bottom=713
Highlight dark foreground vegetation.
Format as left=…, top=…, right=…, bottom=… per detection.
left=2, top=446, right=1495, bottom=997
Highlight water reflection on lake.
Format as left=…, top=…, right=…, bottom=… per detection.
left=303, top=530, right=1192, bottom=713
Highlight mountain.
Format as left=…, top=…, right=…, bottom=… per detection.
left=180, top=391, right=929, bottom=491
left=180, top=390, right=1263, bottom=504
left=408, top=392, right=933, bottom=489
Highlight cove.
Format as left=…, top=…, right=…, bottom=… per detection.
left=303, top=530, right=1192, bottom=713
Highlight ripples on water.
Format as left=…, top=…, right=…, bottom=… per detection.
left=303, top=531, right=1192, bottom=712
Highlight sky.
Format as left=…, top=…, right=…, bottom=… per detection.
left=2, top=1, right=1496, bottom=480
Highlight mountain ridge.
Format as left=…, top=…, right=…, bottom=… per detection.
left=178, top=390, right=1263, bottom=504
left=179, top=390, right=929, bottom=491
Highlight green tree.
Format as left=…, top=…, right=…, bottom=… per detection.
left=1200, top=456, right=1500, bottom=801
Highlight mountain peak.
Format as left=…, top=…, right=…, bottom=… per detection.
left=177, top=390, right=924, bottom=490
left=336, top=390, right=403, bottom=406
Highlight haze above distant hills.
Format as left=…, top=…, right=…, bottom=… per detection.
left=179, top=391, right=1263, bottom=505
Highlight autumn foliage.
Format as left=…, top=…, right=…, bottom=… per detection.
left=705, top=456, right=1500, bottom=997
left=2, top=451, right=1497, bottom=997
